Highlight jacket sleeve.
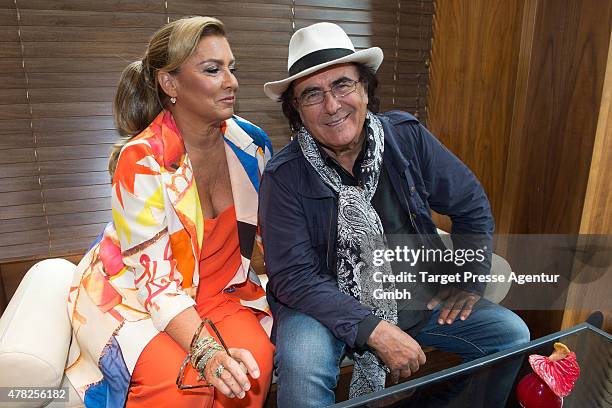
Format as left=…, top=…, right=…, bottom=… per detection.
left=259, top=169, right=373, bottom=348
left=413, top=123, right=494, bottom=294
left=112, top=140, right=195, bottom=331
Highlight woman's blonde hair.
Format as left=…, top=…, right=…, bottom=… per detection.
left=109, top=16, right=226, bottom=176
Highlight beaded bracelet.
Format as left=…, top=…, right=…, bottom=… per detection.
left=193, top=342, right=222, bottom=372
left=196, top=343, right=224, bottom=370
left=176, top=318, right=231, bottom=390
left=190, top=336, right=217, bottom=368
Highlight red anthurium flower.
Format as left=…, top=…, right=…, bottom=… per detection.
left=528, top=342, right=581, bottom=398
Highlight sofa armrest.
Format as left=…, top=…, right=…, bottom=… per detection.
left=483, top=254, right=512, bottom=303
left=0, top=259, right=76, bottom=395
left=435, top=228, right=511, bottom=303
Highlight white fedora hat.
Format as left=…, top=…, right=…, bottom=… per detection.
left=263, top=22, right=383, bottom=101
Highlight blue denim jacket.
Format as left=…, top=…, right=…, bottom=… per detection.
left=259, top=111, right=494, bottom=348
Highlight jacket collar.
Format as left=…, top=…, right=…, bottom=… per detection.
left=154, top=111, right=259, bottom=276
left=289, top=137, right=336, bottom=199
left=294, top=114, right=414, bottom=211
left=378, top=114, right=411, bottom=175
left=378, top=114, right=415, bottom=216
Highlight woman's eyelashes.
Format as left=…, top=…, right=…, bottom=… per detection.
left=203, top=65, right=237, bottom=75
left=204, top=65, right=220, bottom=74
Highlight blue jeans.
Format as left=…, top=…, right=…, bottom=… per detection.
left=273, top=299, right=529, bottom=407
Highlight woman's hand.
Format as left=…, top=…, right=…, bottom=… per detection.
left=203, top=348, right=260, bottom=399
left=164, top=309, right=260, bottom=398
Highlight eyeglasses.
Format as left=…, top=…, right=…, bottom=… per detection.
left=296, top=79, right=361, bottom=106
left=176, top=318, right=230, bottom=390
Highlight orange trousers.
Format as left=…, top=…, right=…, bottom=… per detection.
left=126, top=307, right=274, bottom=408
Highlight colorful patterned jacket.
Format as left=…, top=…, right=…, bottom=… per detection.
left=65, top=110, right=273, bottom=406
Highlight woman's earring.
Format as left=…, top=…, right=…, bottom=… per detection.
left=170, top=97, right=176, bottom=104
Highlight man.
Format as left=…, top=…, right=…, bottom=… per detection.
left=259, top=22, right=529, bottom=407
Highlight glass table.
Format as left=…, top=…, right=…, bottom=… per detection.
left=332, top=323, right=611, bottom=407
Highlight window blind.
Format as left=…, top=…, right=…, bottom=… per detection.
left=293, top=0, right=433, bottom=121
left=0, top=0, right=433, bottom=263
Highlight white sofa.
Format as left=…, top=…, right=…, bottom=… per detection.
left=0, top=259, right=82, bottom=407
left=0, top=237, right=512, bottom=407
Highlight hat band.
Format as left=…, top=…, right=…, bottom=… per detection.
left=288, top=48, right=354, bottom=77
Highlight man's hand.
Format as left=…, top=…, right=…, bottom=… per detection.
left=427, top=287, right=481, bottom=325
left=367, top=320, right=426, bottom=383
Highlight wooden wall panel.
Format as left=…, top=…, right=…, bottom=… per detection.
left=500, top=0, right=612, bottom=234
left=578, top=40, right=612, bottom=237
left=562, top=33, right=612, bottom=332
left=503, top=0, right=611, bottom=337
left=427, top=0, right=525, bottom=223
left=429, top=0, right=612, bottom=337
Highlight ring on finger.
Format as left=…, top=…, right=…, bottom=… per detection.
left=214, top=364, right=225, bottom=379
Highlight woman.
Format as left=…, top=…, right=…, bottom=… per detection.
left=65, top=16, right=274, bottom=408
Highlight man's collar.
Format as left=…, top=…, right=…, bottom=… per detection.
left=310, top=125, right=370, bottom=183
